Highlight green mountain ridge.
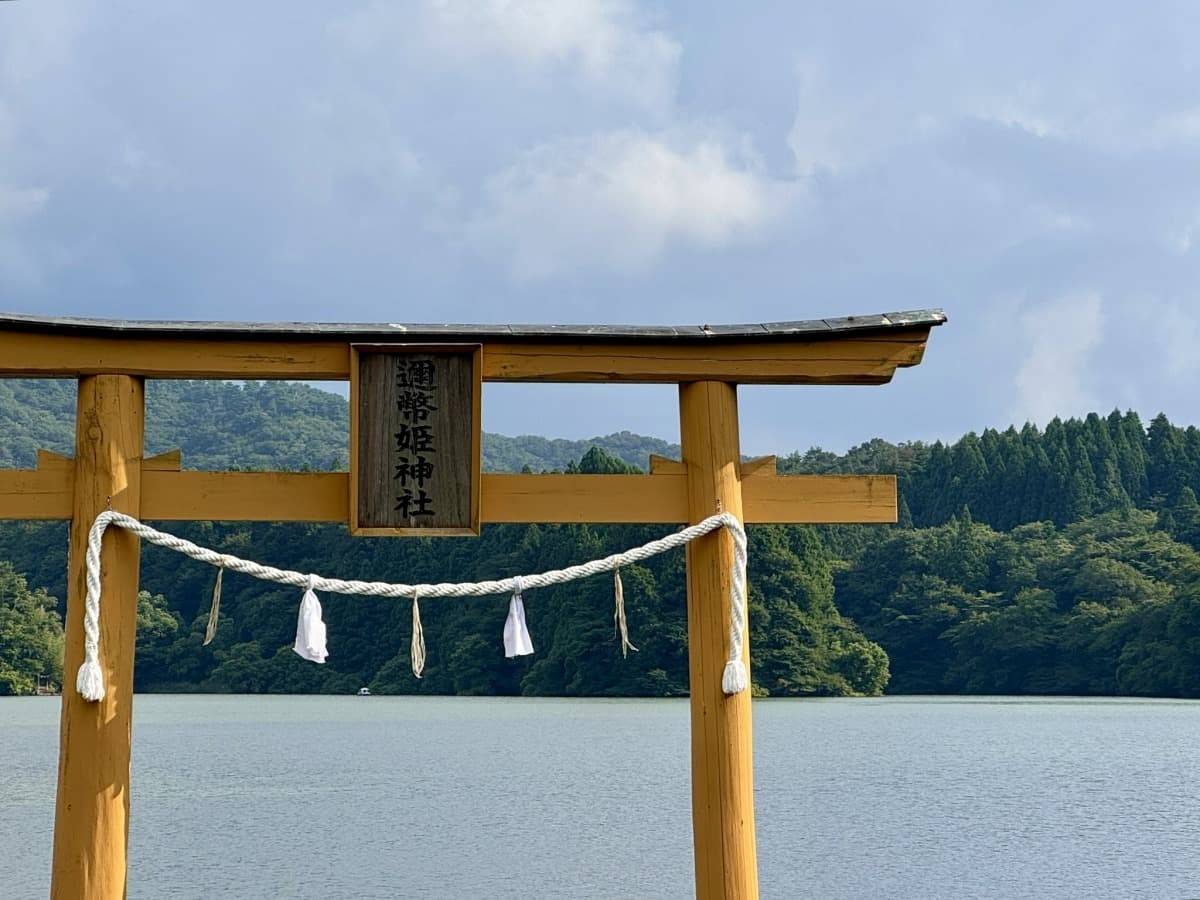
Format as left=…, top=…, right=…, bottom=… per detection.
left=0, top=379, right=676, bottom=473
left=3, top=379, right=1200, bottom=699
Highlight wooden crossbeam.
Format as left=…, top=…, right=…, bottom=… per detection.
left=0, top=451, right=74, bottom=518
left=650, top=455, right=776, bottom=477
left=0, top=453, right=895, bottom=524
left=0, top=329, right=933, bottom=384
left=142, top=449, right=182, bottom=471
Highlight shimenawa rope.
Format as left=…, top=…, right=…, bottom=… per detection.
left=77, top=511, right=749, bottom=701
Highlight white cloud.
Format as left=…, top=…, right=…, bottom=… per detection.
left=335, top=0, right=679, bottom=111
left=430, top=0, right=679, bottom=110
left=472, top=130, right=792, bottom=278
left=1011, top=292, right=1105, bottom=425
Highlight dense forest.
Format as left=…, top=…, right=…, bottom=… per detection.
left=2, top=379, right=1200, bottom=698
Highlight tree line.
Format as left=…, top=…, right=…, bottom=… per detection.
left=1, top=379, right=1199, bottom=697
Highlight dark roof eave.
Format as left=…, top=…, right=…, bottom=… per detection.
left=0, top=309, right=947, bottom=343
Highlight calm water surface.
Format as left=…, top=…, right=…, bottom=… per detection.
left=3, top=696, right=1199, bottom=899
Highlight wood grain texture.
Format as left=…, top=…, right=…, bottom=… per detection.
left=741, top=474, right=896, bottom=523
left=649, top=454, right=687, bottom=475
left=738, top=456, right=777, bottom=477
left=139, top=471, right=349, bottom=521
left=142, top=449, right=181, bottom=471
left=351, top=346, right=480, bottom=534
left=481, top=332, right=930, bottom=383
left=0, top=329, right=936, bottom=384
left=0, top=332, right=352, bottom=378
left=0, top=468, right=896, bottom=524
left=52, top=375, right=144, bottom=900
left=0, top=467, right=73, bottom=518
left=481, top=474, right=686, bottom=522
left=679, top=381, right=759, bottom=900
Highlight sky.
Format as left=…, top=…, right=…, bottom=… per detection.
left=2, top=1, right=1199, bottom=455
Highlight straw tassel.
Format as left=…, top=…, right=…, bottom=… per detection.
left=202, top=565, right=224, bottom=646
left=613, top=567, right=637, bottom=658
left=411, top=592, right=426, bottom=678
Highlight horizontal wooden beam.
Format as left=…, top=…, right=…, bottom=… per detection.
left=482, top=474, right=687, bottom=523
left=140, top=471, right=349, bottom=521
left=142, top=449, right=182, bottom=471
left=0, top=465, right=74, bottom=519
left=741, top=474, right=896, bottom=523
left=0, top=334, right=354, bottom=379
left=651, top=455, right=777, bottom=478
left=0, top=464, right=895, bottom=525
left=740, top=455, right=777, bottom=478
left=0, top=329, right=933, bottom=385
left=482, top=333, right=929, bottom=384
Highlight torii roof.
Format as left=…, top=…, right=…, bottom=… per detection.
left=0, top=309, right=945, bottom=342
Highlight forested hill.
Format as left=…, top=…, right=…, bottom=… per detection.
left=2, top=379, right=1200, bottom=699
left=0, top=380, right=675, bottom=473
left=782, top=410, right=1200, bottom=533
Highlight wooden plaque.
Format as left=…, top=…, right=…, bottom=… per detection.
left=350, top=344, right=482, bottom=535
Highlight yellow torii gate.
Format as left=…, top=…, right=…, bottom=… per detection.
left=0, top=309, right=944, bottom=900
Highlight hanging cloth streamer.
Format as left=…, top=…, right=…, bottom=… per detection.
left=411, top=591, right=426, bottom=679
left=503, top=575, right=535, bottom=658
left=613, top=567, right=637, bottom=658
left=75, top=510, right=749, bottom=702
left=293, top=574, right=328, bottom=664
left=202, top=564, right=224, bottom=646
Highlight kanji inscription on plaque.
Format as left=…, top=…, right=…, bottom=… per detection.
left=350, top=344, right=481, bottom=535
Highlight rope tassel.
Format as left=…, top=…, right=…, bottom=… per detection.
left=411, top=592, right=426, bottom=678
left=76, top=514, right=109, bottom=701
left=202, top=565, right=224, bottom=646
left=503, top=575, right=534, bottom=658
left=613, top=567, right=637, bottom=658
left=293, top=574, right=328, bottom=664
left=720, top=526, right=750, bottom=695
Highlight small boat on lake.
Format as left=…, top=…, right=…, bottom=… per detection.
left=356, top=687, right=371, bottom=696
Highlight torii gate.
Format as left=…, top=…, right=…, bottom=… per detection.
left=0, top=309, right=944, bottom=900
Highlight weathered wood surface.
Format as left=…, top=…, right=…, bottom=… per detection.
left=0, top=450, right=74, bottom=518
left=0, top=312, right=944, bottom=384
left=0, top=465, right=895, bottom=524
left=481, top=332, right=932, bottom=384
left=680, top=381, right=759, bottom=899
left=351, top=346, right=480, bottom=534
left=52, top=375, right=144, bottom=900
left=141, top=449, right=181, bottom=471
left=0, top=331, right=935, bottom=384
left=139, top=471, right=348, bottom=521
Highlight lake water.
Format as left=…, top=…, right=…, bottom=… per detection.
left=3, top=696, right=1199, bottom=899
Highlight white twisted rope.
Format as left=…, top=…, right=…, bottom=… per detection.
left=77, top=511, right=750, bottom=701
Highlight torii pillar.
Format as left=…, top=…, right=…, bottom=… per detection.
left=681, top=381, right=757, bottom=897
left=53, top=375, right=145, bottom=900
